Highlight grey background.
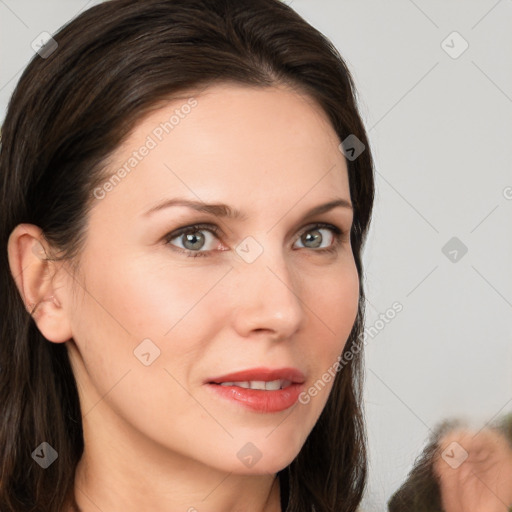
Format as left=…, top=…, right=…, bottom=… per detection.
left=1, top=0, right=511, bottom=509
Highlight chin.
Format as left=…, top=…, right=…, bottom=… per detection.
left=232, top=444, right=301, bottom=476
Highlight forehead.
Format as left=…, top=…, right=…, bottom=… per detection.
left=96, top=83, right=350, bottom=219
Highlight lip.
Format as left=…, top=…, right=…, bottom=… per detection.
left=204, top=366, right=306, bottom=413
left=206, top=367, right=306, bottom=385
left=205, top=382, right=305, bottom=413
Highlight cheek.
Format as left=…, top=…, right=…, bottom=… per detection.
left=67, top=255, right=224, bottom=440
left=69, top=252, right=234, bottom=400
left=298, top=259, right=359, bottom=409
left=79, top=249, right=229, bottom=339
left=315, top=258, right=360, bottom=347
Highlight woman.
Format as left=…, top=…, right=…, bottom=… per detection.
left=0, top=0, right=375, bottom=511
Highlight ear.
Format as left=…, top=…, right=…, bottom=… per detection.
left=7, top=223, right=73, bottom=343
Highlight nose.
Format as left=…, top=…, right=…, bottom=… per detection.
left=230, top=241, right=305, bottom=341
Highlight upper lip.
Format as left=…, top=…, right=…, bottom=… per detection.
left=207, top=367, right=306, bottom=385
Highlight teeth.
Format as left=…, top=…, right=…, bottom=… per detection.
left=263, top=380, right=280, bottom=391
left=249, top=380, right=266, bottom=390
left=218, top=379, right=292, bottom=390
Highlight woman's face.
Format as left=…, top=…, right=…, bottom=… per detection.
left=63, top=83, right=359, bottom=475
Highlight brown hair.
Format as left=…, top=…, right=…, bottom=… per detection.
left=0, top=1, right=375, bottom=510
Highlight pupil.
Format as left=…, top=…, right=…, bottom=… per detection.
left=184, top=232, right=204, bottom=250
left=304, top=230, right=322, bottom=248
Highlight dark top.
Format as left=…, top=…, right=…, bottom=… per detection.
left=279, top=468, right=290, bottom=511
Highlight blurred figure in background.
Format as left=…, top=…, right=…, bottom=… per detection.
left=388, top=412, right=512, bottom=512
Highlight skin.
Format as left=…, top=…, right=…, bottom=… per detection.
left=8, top=83, right=359, bottom=512
left=434, top=428, right=512, bottom=512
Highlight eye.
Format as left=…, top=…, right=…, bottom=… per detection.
left=294, top=223, right=341, bottom=252
left=164, top=222, right=347, bottom=258
left=165, top=223, right=222, bottom=257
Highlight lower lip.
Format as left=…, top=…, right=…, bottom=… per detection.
left=205, top=383, right=304, bottom=413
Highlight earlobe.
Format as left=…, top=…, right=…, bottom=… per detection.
left=7, top=223, right=73, bottom=343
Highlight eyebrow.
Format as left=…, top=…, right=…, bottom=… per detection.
left=143, top=197, right=353, bottom=221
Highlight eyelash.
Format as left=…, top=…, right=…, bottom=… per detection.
left=164, top=222, right=347, bottom=258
